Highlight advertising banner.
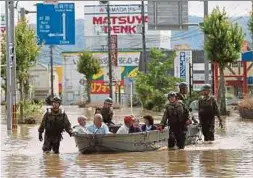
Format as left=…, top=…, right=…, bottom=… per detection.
left=91, top=80, right=110, bottom=94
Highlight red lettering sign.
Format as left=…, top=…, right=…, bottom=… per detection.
left=93, top=15, right=148, bottom=34
left=91, top=80, right=110, bottom=94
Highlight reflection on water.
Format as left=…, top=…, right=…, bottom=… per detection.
left=1, top=107, right=253, bottom=177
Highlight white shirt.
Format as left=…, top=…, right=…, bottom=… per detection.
left=73, top=125, right=88, bottom=134
left=116, top=125, right=129, bottom=134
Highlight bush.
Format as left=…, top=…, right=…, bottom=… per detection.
left=17, top=100, right=44, bottom=120
left=238, top=98, right=253, bottom=119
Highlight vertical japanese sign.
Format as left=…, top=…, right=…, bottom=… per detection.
left=179, top=52, right=186, bottom=81
left=111, top=35, right=118, bottom=66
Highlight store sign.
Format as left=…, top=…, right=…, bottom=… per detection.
left=91, top=80, right=109, bottom=94
left=93, top=52, right=140, bottom=67
left=84, top=5, right=148, bottom=35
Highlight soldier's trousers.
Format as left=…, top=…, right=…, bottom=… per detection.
left=168, top=124, right=186, bottom=149
left=200, top=118, right=215, bottom=141
left=42, top=136, right=61, bottom=154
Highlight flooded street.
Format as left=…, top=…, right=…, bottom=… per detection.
left=1, top=106, right=253, bottom=177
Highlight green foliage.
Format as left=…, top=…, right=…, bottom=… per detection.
left=17, top=100, right=43, bottom=119
left=77, top=51, right=101, bottom=103
left=200, top=7, right=244, bottom=68
left=188, top=91, right=201, bottom=105
left=135, top=48, right=182, bottom=112
left=248, top=11, right=253, bottom=41
left=200, top=7, right=244, bottom=115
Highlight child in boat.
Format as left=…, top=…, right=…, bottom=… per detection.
left=141, top=115, right=157, bottom=131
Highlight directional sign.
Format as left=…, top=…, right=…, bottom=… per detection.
left=37, top=3, right=75, bottom=45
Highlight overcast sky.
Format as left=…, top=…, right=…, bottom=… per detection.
left=0, top=1, right=252, bottom=24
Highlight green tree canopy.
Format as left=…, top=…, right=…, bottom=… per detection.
left=135, top=48, right=182, bottom=111
left=200, top=7, right=244, bottom=114
left=77, top=51, right=101, bottom=103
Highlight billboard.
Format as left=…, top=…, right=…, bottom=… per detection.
left=174, top=50, right=192, bottom=85
left=84, top=4, right=148, bottom=36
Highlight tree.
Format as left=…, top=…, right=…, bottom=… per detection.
left=200, top=7, right=244, bottom=115
left=77, top=51, right=101, bottom=103
left=135, top=48, right=182, bottom=111
left=248, top=11, right=253, bottom=42
left=1, top=18, right=40, bottom=121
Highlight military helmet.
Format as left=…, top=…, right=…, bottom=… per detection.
left=179, top=82, right=188, bottom=89
left=201, top=84, right=211, bottom=91
left=167, top=91, right=177, bottom=99
left=104, top=97, right=113, bottom=104
left=52, top=96, right=62, bottom=103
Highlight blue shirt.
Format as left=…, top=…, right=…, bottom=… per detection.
left=87, top=123, right=111, bottom=134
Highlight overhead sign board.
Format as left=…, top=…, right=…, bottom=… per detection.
left=37, top=3, right=75, bottom=45
left=148, top=1, right=188, bottom=30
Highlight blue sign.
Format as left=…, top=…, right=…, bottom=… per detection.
left=242, top=51, right=253, bottom=62
left=248, top=77, right=253, bottom=84
left=179, top=52, right=186, bottom=81
left=37, top=3, right=75, bottom=45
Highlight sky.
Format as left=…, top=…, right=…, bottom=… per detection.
left=0, top=1, right=252, bottom=24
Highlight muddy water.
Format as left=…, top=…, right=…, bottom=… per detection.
left=1, top=106, right=253, bottom=177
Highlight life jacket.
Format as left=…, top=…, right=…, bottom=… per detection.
left=198, top=95, right=215, bottom=117
left=45, top=108, right=66, bottom=135
left=166, top=101, right=185, bottom=124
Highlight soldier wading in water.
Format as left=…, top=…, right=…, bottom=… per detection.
left=160, top=92, right=191, bottom=149
left=198, top=84, right=223, bottom=143
left=177, top=82, right=189, bottom=106
left=38, top=96, right=73, bottom=154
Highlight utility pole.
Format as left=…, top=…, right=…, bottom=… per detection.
left=9, top=0, right=17, bottom=129
left=5, top=0, right=12, bottom=130
left=204, top=1, right=209, bottom=85
left=50, top=45, right=54, bottom=97
left=106, top=2, right=113, bottom=99
left=141, top=1, right=147, bottom=73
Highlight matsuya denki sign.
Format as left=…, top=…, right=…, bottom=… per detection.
left=84, top=5, right=148, bottom=35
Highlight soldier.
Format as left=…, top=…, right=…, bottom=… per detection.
left=160, top=92, right=191, bottom=149
left=198, top=84, right=223, bottom=143
left=38, top=96, right=73, bottom=154
left=100, top=97, right=114, bottom=125
left=177, top=82, right=189, bottom=105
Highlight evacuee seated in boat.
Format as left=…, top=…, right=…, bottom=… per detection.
left=87, top=114, right=112, bottom=134
left=141, top=115, right=157, bottom=131
left=129, top=117, right=142, bottom=133
left=73, top=116, right=88, bottom=134
left=116, top=115, right=135, bottom=134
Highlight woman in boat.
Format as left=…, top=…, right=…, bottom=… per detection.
left=141, top=115, right=157, bottom=131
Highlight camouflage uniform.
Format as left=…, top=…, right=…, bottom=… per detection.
left=198, top=86, right=221, bottom=141
left=38, top=97, right=72, bottom=154
left=161, top=92, right=190, bottom=149
left=101, top=97, right=114, bottom=125
left=177, top=82, right=189, bottom=106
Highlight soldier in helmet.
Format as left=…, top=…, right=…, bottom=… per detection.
left=198, top=84, right=223, bottom=143
left=177, top=82, right=189, bottom=106
left=100, top=97, right=114, bottom=125
left=160, top=92, right=191, bottom=149
left=38, top=96, right=73, bottom=154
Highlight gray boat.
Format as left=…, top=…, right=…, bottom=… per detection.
left=73, top=126, right=169, bottom=154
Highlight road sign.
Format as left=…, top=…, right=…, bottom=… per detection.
left=37, top=3, right=75, bottom=45
left=148, top=1, right=188, bottom=30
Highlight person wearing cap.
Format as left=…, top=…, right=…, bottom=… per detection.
left=38, top=96, right=73, bottom=154
left=73, top=116, right=88, bottom=134
left=129, top=116, right=142, bottom=133
left=198, top=84, right=223, bottom=143
left=116, top=115, right=135, bottom=134
left=160, top=91, right=191, bottom=149
left=177, top=82, right=189, bottom=106
left=100, top=97, right=114, bottom=125
left=87, top=113, right=111, bottom=134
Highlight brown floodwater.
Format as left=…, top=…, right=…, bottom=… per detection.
left=1, top=106, right=253, bottom=177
